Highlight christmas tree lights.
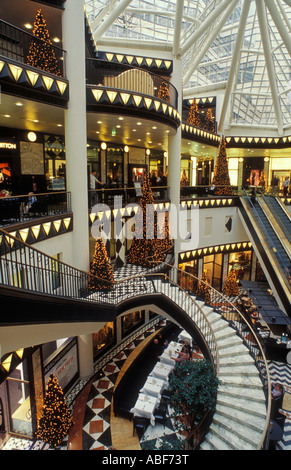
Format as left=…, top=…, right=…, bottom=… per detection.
left=27, top=9, right=61, bottom=76
left=196, top=271, right=211, bottom=303
left=180, top=169, right=189, bottom=187
left=222, top=268, right=239, bottom=297
left=127, top=172, right=171, bottom=267
left=211, top=137, right=233, bottom=196
left=157, top=80, right=170, bottom=102
left=37, top=374, right=74, bottom=447
left=88, top=238, right=115, bottom=291
left=187, top=98, right=201, bottom=128
left=205, top=108, right=215, bottom=133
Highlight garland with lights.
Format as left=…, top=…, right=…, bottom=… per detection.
left=187, top=98, right=201, bottom=128
left=36, top=374, right=74, bottom=447
left=88, top=238, right=115, bottom=291
left=196, top=271, right=211, bottom=303
left=211, top=137, right=233, bottom=196
left=27, top=9, right=61, bottom=76
left=205, top=108, right=215, bottom=133
left=127, top=172, right=171, bottom=267
left=222, top=268, right=239, bottom=297
left=158, top=80, right=170, bottom=102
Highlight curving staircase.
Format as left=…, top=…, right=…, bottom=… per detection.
left=150, top=279, right=268, bottom=450
left=0, top=228, right=270, bottom=450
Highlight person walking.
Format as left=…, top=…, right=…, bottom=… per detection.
left=90, top=170, right=103, bottom=207
left=283, top=176, right=290, bottom=197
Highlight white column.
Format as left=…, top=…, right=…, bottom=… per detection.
left=62, top=0, right=90, bottom=272
left=78, top=335, right=94, bottom=380
left=168, top=58, right=182, bottom=269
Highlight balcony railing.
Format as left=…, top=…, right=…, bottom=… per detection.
left=0, top=19, right=66, bottom=78
left=0, top=191, right=71, bottom=226
left=86, top=58, right=178, bottom=109
left=182, top=105, right=217, bottom=134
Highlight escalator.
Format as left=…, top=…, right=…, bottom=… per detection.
left=258, top=193, right=291, bottom=245
left=239, top=192, right=291, bottom=316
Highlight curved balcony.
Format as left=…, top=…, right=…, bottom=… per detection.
left=86, top=58, right=181, bottom=129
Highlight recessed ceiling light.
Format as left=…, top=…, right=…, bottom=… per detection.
left=24, top=23, right=32, bottom=29
left=4, top=115, right=10, bottom=118
left=132, top=129, right=136, bottom=132
left=97, top=121, right=102, bottom=124
left=137, top=122, right=142, bottom=125
left=57, top=124, right=62, bottom=127
left=146, top=132, right=150, bottom=135
left=116, top=125, right=121, bottom=128
left=53, top=37, right=60, bottom=43
left=15, top=102, right=23, bottom=107
left=118, top=117, right=124, bottom=121
left=96, top=131, right=100, bottom=134
left=33, top=120, right=39, bottom=123
left=152, top=126, right=157, bottom=129
left=137, top=139, right=141, bottom=141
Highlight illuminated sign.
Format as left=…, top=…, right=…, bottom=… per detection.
left=0, top=142, right=17, bottom=149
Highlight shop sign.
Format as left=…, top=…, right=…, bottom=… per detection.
left=0, top=142, right=17, bottom=150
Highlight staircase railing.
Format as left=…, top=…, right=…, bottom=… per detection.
left=0, top=227, right=271, bottom=448
left=149, top=258, right=272, bottom=450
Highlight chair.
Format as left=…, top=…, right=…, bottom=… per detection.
left=133, top=416, right=148, bottom=437
left=161, top=389, right=171, bottom=402
left=153, top=406, right=167, bottom=427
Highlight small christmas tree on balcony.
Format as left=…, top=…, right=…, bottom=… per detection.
left=211, top=137, right=233, bottom=196
left=196, top=271, right=211, bottom=303
left=158, top=80, right=170, bottom=102
left=222, top=268, right=239, bottom=297
left=27, top=9, right=61, bottom=76
left=88, top=238, right=115, bottom=291
left=37, top=374, right=74, bottom=447
left=187, top=98, right=201, bottom=127
left=205, top=108, right=215, bottom=133
left=128, top=172, right=168, bottom=267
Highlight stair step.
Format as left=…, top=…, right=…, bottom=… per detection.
left=211, top=414, right=261, bottom=450
left=216, top=395, right=266, bottom=419
left=218, top=383, right=266, bottom=402
left=215, top=403, right=266, bottom=432
left=218, top=342, right=249, bottom=357
left=216, top=335, right=243, bottom=349
left=200, top=430, right=234, bottom=450
left=219, top=364, right=259, bottom=377
left=219, top=353, right=254, bottom=366
left=219, top=373, right=263, bottom=389
left=207, top=423, right=256, bottom=450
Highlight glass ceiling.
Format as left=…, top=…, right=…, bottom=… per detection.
left=85, top=0, right=291, bottom=136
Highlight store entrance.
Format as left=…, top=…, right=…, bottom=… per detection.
left=5, top=361, right=33, bottom=438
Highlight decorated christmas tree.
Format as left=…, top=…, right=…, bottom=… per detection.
left=27, top=9, right=61, bottom=76
left=88, top=238, right=115, bottom=291
left=222, top=268, right=239, bottom=297
left=196, top=271, right=211, bottom=303
left=158, top=80, right=170, bottom=102
left=205, top=108, right=215, bottom=133
left=211, top=137, right=233, bottom=196
left=127, top=172, right=170, bottom=267
left=187, top=99, right=201, bottom=127
left=37, top=374, right=74, bottom=447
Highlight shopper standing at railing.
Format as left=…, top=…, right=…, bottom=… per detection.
left=90, top=170, right=104, bottom=207
left=282, top=176, right=290, bottom=197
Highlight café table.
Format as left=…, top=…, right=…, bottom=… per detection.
left=178, top=330, right=193, bottom=346
left=140, top=376, right=165, bottom=398
left=150, top=362, right=173, bottom=382
left=130, top=393, right=158, bottom=426
left=159, top=343, right=183, bottom=366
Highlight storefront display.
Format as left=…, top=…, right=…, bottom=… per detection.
left=122, top=311, right=145, bottom=338
left=93, top=322, right=115, bottom=359
left=228, top=250, right=252, bottom=281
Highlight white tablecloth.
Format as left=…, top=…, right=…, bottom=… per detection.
left=130, top=393, right=158, bottom=426
left=159, top=342, right=183, bottom=366
left=178, top=330, right=193, bottom=346
left=140, top=376, right=165, bottom=398
left=150, top=362, right=174, bottom=382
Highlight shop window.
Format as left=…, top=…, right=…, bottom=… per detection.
left=6, top=361, right=32, bottom=437
left=228, top=250, right=252, bottom=281
left=178, top=260, right=199, bottom=292
left=93, top=322, right=115, bottom=359
left=203, top=253, right=223, bottom=290
left=87, top=142, right=101, bottom=181
left=106, top=147, right=123, bottom=187
left=44, top=135, right=66, bottom=191
left=121, top=311, right=145, bottom=338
